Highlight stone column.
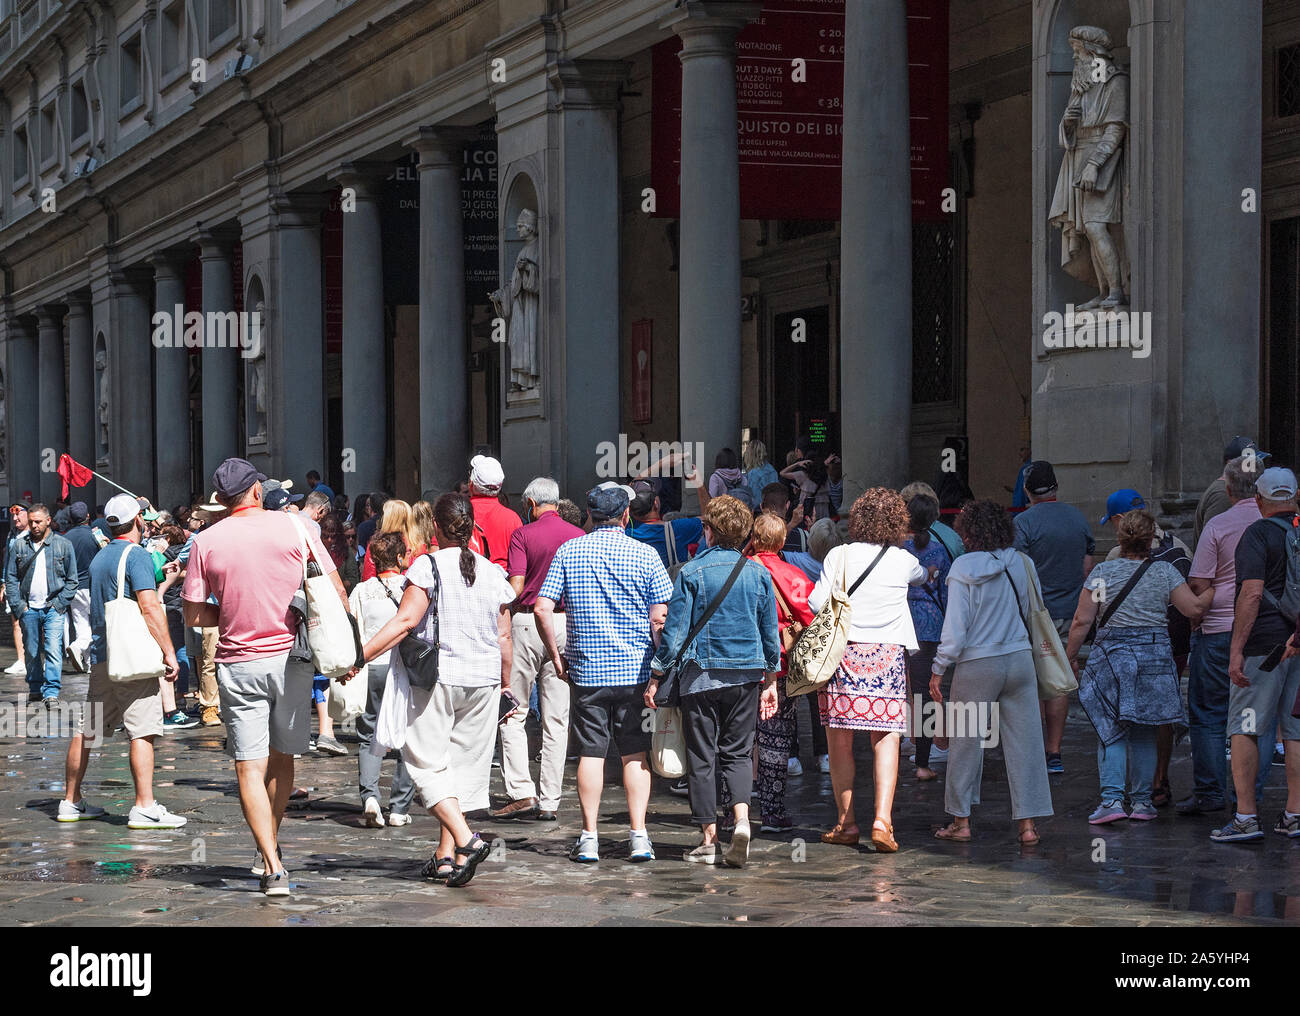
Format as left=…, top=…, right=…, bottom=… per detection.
left=151, top=254, right=191, bottom=509
left=109, top=272, right=156, bottom=499
left=550, top=61, right=628, bottom=498
left=6, top=315, right=39, bottom=502
left=839, top=0, right=911, bottom=500
left=271, top=192, right=327, bottom=487
left=198, top=230, right=239, bottom=482
left=332, top=165, right=387, bottom=495
left=666, top=3, right=759, bottom=495
left=36, top=305, right=66, bottom=504
left=410, top=130, right=471, bottom=495
left=65, top=296, right=95, bottom=482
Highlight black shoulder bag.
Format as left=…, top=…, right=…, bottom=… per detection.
left=383, top=554, right=442, bottom=691
left=1085, top=557, right=1154, bottom=643
left=653, top=552, right=752, bottom=708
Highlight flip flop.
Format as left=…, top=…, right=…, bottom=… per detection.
left=1018, top=828, right=1041, bottom=846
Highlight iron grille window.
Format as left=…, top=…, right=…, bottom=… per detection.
left=1279, top=43, right=1300, bottom=118
left=911, top=220, right=956, bottom=404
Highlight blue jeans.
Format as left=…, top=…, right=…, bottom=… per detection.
left=1098, top=724, right=1158, bottom=805
left=1187, top=630, right=1230, bottom=801
left=20, top=605, right=65, bottom=699
left=166, top=609, right=190, bottom=695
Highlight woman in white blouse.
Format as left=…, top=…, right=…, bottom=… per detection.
left=809, top=488, right=933, bottom=852
left=352, top=493, right=515, bottom=888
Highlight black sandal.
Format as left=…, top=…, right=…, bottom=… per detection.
left=420, top=855, right=455, bottom=881
left=444, top=835, right=490, bottom=888
left=1152, top=780, right=1172, bottom=808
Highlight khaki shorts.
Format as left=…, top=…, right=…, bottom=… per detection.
left=74, top=663, right=165, bottom=741
left=1227, top=653, right=1300, bottom=741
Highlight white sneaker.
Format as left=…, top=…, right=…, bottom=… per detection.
left=57, top=799, right=106, bottom=823
left=787, top=757, right=804, bottom=777
left=4, top=659, right=26, bottom=675
left=127, top=801, right=187, bottom=830
left=817, top=754, right=830, bottom=775
left=363, top=796, right=386, bottom=828
left=69, top=646, right=86, bottom=673
left=929, top=746, right=949, bottom=765
left=723, top=822, right=751, bottom=868
left=387, top=811, right=411, bottom=827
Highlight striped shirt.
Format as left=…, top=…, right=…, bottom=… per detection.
left=538, top=525, right=673, bottom=687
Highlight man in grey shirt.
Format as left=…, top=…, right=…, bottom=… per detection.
left=1014, top=461, right=1095, bottom=774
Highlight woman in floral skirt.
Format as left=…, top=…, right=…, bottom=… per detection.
left=810, top=488, right=933, bottom=852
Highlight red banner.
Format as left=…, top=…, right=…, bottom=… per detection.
left=651, top=0, right=948, bottom=221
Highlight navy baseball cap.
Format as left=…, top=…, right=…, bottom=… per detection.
left=1224, top=436, right=1269, bottom=463
left=1024, top=461, right=1058, bottom=497
left=1100, top=488, right=1145, bottom=524
left=212, top=457, right=267, bottom=499
left=587, top=485, right=629, bottom=522
left=68, top=501, right=89, bottom=524
left=265, top=487, right=304, bottom=512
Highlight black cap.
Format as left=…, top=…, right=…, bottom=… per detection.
left=68, top=502, right=89, bottom=524
left=629, top=479, right=657, bottom=517
left=587, top=485, right=629, bottom=522
left=212, top=457, right=267, bottom=499
left=1223, top=436, right=1269, bottom=464
left=1024, top=461, right=1058, bottom=497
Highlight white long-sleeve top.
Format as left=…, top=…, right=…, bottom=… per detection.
left=808, top=542, right=926, bottom=651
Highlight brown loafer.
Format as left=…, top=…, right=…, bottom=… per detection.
left=489, top=797, right=539, bottom=819
left=820, top=825, right=860, bottom=846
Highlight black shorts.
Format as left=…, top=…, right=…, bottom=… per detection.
left=571, top=682, right=651, bottom=759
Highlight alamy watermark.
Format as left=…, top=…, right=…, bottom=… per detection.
left=0, top=700, right=104, bottom=744
left=151, top=306, right=262, bottom=359
left=594, top=436, right=704, bottom=480
left=908, top=696, right=1000, bottom=748
left=1042, top=305, right=1151, bottom=360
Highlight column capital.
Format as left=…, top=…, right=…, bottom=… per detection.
left=65, top=292, right=92, bottom=317
left=36, top=304, right=65, bottom=329
left=270, top=189, right=329, bottom=228
left=328, top=162, right=389, bottom=199
left=148, top=250, right=188, bottom=280
left=405, top=126, right=478, bottom=168
left=662, top=1, right=761, bottom=49
left=195, top=226, right=240, bottom=258
left=548, top=60, right=630, bottom=110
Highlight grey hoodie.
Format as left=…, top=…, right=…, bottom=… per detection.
left=933, top=547, right=1038, bottom=670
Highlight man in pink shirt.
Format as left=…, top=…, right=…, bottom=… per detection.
left=182, top=458, right=350, bottom=896
left=1180, top=455, right=1261, bottom=815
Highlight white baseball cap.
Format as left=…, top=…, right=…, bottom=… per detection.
left=1256, top=466, right=1298, bottom=500
left=470, top=454, right=505, bottom=490
left=104, top=493, right=142, bottom=526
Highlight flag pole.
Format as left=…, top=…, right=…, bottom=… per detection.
left=82, top=469, right=137, bottom=499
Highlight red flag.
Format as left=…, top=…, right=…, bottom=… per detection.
left=57, top=454, right=95, bottom=498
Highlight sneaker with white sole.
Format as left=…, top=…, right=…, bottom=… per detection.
left=787, top=757, right=804, bottom=777
left=387, top=811, right=411, bottom=827
left=628, top=830, right=655, bottom=862
left=260, top=869, right=291, bottom=897
left=251, top=844, right=283, bottom=876
left=667, top=777, right=690, bottom=797
left=314, top=735, right=348, bottom=756
left=69, top=646, right=86, bottom=673
left=127, top=801, right=187, bottom=829
left=1210, top=815, right=1264, bottom=842
left=57, top=799, right=106, bottom=823
left=723, top=822, right=751, bottom=868
left=4, top=659, right=27, bottom=675
left=1128, top=802, right=1158, bottom=821
left=571, top=831, right=599, bottom=863
left=1272, top=812, right=1300, bottom=838
left=684, top=842, right=719, bottom=864
left=818, top=754, right=830, bottom=775
left=1088, top=800, right=1128, bottom=824
left=363, top=796, right=386, bottom=828
left=163, top=710, right=199, bottom=730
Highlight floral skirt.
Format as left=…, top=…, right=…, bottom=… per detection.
left=818, top=642, right=908, bottom=732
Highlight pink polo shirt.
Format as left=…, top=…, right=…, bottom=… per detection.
left=182, top=508, right=336, bottom=663
left=1189, top=497, right=1261, bottom=634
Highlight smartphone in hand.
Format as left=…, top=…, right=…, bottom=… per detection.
left=1258, top=641, right=1287, bottom=673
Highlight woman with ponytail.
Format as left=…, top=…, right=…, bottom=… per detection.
left=352, top=493, right=516, bottom=887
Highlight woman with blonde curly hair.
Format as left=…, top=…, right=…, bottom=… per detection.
left=360, top=499, right=426, bottom=580
left=809, top=487, right=934, bottom=852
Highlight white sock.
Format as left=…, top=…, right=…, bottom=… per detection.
left=582, top=829, right=597, bottom=838
left=1235, top=812, right=1255, bottom=823
left=629, top=828, right=646, bottom=837
left=1285, top=811, right=1299, bottom=821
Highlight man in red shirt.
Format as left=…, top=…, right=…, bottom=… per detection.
left=182, top=458, right=350, bottom=897
left=468, top=454, right=521, bottom=569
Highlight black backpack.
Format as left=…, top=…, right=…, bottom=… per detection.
left=1261, top=515, right=1300, bottom=624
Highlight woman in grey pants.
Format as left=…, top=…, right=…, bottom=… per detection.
left=930, top=501, right=1053, bottom=845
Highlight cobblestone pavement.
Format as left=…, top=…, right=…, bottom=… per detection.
left=0, top=657, right=1297, bottom=927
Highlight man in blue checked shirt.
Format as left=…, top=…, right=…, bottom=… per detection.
left=535, top=485, right=673, bottom=864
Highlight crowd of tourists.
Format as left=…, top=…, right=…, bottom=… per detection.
left=3, top=433, right=1296, bottom=896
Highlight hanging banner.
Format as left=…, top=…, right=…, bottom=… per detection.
left=650, top=0, right=948, bottom=221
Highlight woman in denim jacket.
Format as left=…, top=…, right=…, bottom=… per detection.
left=648, top=496, right=781, bottom=868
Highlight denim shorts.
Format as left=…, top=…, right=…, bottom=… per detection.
left=311, top=673, right=329, bottom=704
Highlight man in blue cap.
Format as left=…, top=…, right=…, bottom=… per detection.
left=533, top=485, right=673, bottom=864
left=1099, top=488, right=1192, bottom=807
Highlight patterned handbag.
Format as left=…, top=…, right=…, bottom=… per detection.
left=785, top=546, right=886, bottom=698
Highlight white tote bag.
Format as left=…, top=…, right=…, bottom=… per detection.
left=1013, top=552, right=1077, bottom=700
left=289, top=515, right=358, bottom=679
left=650, top=705, right=687, bottom=779
left=104, top=544, right=165, bottom=684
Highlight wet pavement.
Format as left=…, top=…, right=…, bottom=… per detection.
left=1, top=656, right=1297, bottom=927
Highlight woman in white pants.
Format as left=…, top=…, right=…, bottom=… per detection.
left=352, top=493, right=515, bottom=888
